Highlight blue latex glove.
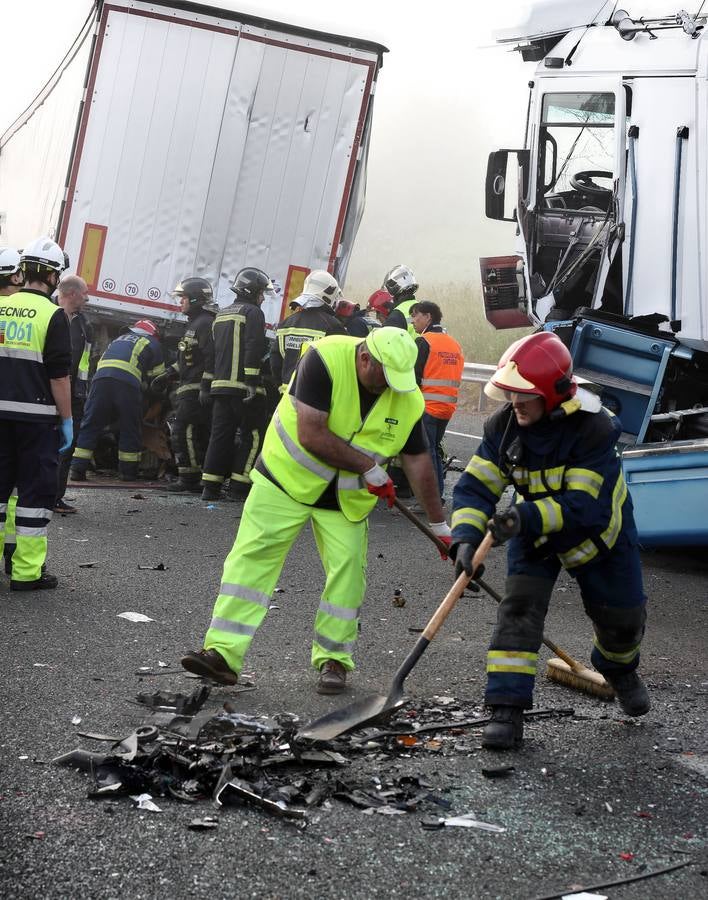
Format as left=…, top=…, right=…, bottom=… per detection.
left=59, top=417, right=73, bottom=453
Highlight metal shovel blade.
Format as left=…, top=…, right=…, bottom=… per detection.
left=297, top=689, right=406, bottom=742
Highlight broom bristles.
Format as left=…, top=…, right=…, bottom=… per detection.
left=546, top=657, right=615, bottom=701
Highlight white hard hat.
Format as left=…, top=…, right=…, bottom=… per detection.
left=0, top=247, right=22, bottom=275
left=20, top=236, right=66, bottom=273
left=303, top=269, right=341, bottom=305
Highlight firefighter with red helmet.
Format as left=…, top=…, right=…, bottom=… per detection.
left=70, top=319, right=165, bottom=481
left=450, top=331, right=649, bottom=750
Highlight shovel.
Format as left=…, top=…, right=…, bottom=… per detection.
left=297, top=531, right=493, bottom=742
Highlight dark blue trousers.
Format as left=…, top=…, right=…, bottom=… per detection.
left=72, top=378, right=143, bottom=479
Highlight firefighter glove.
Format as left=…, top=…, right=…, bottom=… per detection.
left=242, top=384, right=258, bottom=404
left=199, top=388, right=212, bottom=408
left=429, top=521, right=452, bottom=559
left=488, top=506, right=522, bottom=544
left=150, top=371, right=170, bottom=391
left=363, top=463, right=396, bottom=508
left=59, top=418, right=74, bottom=454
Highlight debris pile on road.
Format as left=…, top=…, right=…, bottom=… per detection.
left=52, top=686, right=573, bottom=823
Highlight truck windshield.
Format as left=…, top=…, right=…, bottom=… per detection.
left=538, top=92, right=615, bottom=213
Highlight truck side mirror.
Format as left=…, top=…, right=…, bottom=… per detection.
left=485, top=150, right=530, bottom=221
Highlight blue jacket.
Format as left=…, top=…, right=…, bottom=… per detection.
left=93, top=331, right=164, bottom=389
left=451, top=403, right=637, bottom=570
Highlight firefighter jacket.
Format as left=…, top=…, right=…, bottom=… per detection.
left=415, top=325, right=464, bottom=420
left=386, top=298, right=418, bottom=336
left=94, top=332, right=165, bottom=389
left=451, top=402, right=637, bottom=571
left=171, top=308, right=215, bottom=397
left=0, top=288, right=71, bottom=423
left=271, top=305, right=346, bottom=390
left=261, top=335, right=425, bottom=523
left=207, top=297, right=266, bottom=397
left=70, top=312, right=93, bottom=400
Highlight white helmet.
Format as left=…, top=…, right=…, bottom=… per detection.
left=20, top=236, right=66, bottom=273
left=303, top=269, right=341, bottom=306
left=383, top=264, right=418, bottom=302
left=0, top=247, right=22, bottom=275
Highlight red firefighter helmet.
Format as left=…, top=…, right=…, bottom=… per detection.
left=131, top=319, right=159, bottom=338
left=367, top=289, right=394, bottom=317
left=484, top=331, right=576, bottom=411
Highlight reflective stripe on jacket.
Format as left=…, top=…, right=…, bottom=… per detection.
left=261, top=335, right=425, bottom=522
left=420, top=331, right=464, bottom=419
left=94, top=332, right=164, bottom=388
left=210, top=300, right=266, bottom=395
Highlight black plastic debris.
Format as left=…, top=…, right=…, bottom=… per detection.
left=78, top=561, right=99, bottom=568
left=135, top=685, right=211, bottom=715
left=481, top=765, right=515, bottom=779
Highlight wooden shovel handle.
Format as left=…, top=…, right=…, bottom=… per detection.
left=422, top=531, right=494, bottom=641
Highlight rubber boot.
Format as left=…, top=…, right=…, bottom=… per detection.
left=166, top=477, right=202, bottom=494
left=605, top=670, right=650, bottom=717
left=200, top=482, right=222, bottom=502
left=223, top=480, right=251, bottom=502
left=482, top=706, right=524, bottom=750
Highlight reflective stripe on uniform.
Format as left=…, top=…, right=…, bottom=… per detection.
left=464, top=455, right=508, bottom=497
left=421, top=378, right=461, bottom=388
left=209, top=617, right=258, bottom=637
left=487, top=649, right=538, bottom=675
left=533, top=496, right=563, bottom=533
left=422, top=393, right=458, bottom=404
left=273, top=412, right=334, bottom=482
left=450, top=506, right=487, bottom=534
left=318, top=599, right=359, bottom=621
left=15, top=507, right=53, bottom=519
left=0, top=347, right=44, bottom=362
left=559, top=472, right=628, bottom=568
left=565, top=467, right=603, bottom=498
left=16, top=525, right=49, bottom=537
left=593, top=635, right=640, bottom=664
left=0, top=400, right=57, bottom=416
left=219, top=583, right=271, bottom=609
left=177, top=383, right=200, bottom=395
left=118, top=451, right=140, bottom=462
left=73, top=447, right=93, bottom=460
left=313, top=632, right=356, bottom=654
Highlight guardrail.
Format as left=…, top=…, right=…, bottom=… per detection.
left=461, top=362, right=495, bottom=411
left=462, top=362, right=495, bottom=384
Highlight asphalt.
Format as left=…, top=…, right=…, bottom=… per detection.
left=0, top=416, right=706, bottom=900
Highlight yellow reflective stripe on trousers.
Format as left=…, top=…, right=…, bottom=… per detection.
left=73, top=447, right=93, bottom=460
left=533, top=496, right=563, bottom=533
left=118, top=451, right=140, bottom=462
left=465, top=455, right=508, bottom=497
left=450, top=506, right=487, bottom=534
left=487, top=650, right=538, bottom=674
left=177, top=383, right=200, bottom=395
left=565, top=467, right=603, bottom=498
left=593, top=635, right=640, bottom=664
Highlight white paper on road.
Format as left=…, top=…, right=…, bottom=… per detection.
left=117, top=612, right=154, bottom=623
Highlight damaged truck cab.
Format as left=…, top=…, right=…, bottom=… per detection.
left=481, top=1, right=708, bottom=546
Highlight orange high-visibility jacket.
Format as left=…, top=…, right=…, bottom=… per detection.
left=420, top=331, right=464, bottom=420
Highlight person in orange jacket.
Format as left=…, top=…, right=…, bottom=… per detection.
left=411, top=301, right=464, bottom=504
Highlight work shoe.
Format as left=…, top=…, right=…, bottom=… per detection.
left=606, top=670, right=650, bottom=717
left=69, top=468, right=86, bottom=482
left=200, top=483, right=222, bottom=502
left=166, top=479, right=201, bottom=494
left=223, top=483, right=251, bottom=502
left=54, top=499, right=77, bottom=514
left=180, top=648, right=238, bottom=686
left=481, top=705, right=524, bottom=750
left=11, top=573, right=59, bottom=591
left=316, top=659, right=347, bottom=694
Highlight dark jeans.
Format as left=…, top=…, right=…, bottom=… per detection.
left=422, top=412, right=449, bottom=500
left=57, top=395, right=85, bottom=502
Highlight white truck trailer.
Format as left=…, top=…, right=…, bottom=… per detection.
left=480, top=0, right=708, bottom=546
left=0, top=0, right=385, bottom=337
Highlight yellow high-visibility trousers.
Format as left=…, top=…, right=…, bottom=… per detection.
left=204, top=471, right=368, bottom=674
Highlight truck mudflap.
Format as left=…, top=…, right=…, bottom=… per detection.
left=622, top=439, right=708, bottom=547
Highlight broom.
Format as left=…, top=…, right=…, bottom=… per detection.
left=393, top=499, right=615, bottom=702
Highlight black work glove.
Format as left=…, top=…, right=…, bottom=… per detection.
left=150, top=371, right=171, bottom=392
left=242, top=384, right=258, bottom=404
left=488, top=506, right=521, bottom=545
left=199, top=388, right=212, bottom=408
left=449, top=542, right=484, bottom=591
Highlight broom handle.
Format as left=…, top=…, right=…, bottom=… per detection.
left=395, top=499, right=583, bottom=672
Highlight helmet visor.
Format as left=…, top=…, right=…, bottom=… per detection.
left=484, top=382, right=543, bottom=403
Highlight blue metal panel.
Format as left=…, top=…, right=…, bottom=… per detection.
left=622, top=447, right=708, bottom=546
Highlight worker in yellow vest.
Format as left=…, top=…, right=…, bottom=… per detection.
left=411, top=301, right=464, bottom=504
left=182, top=328, right=452, bottom=694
